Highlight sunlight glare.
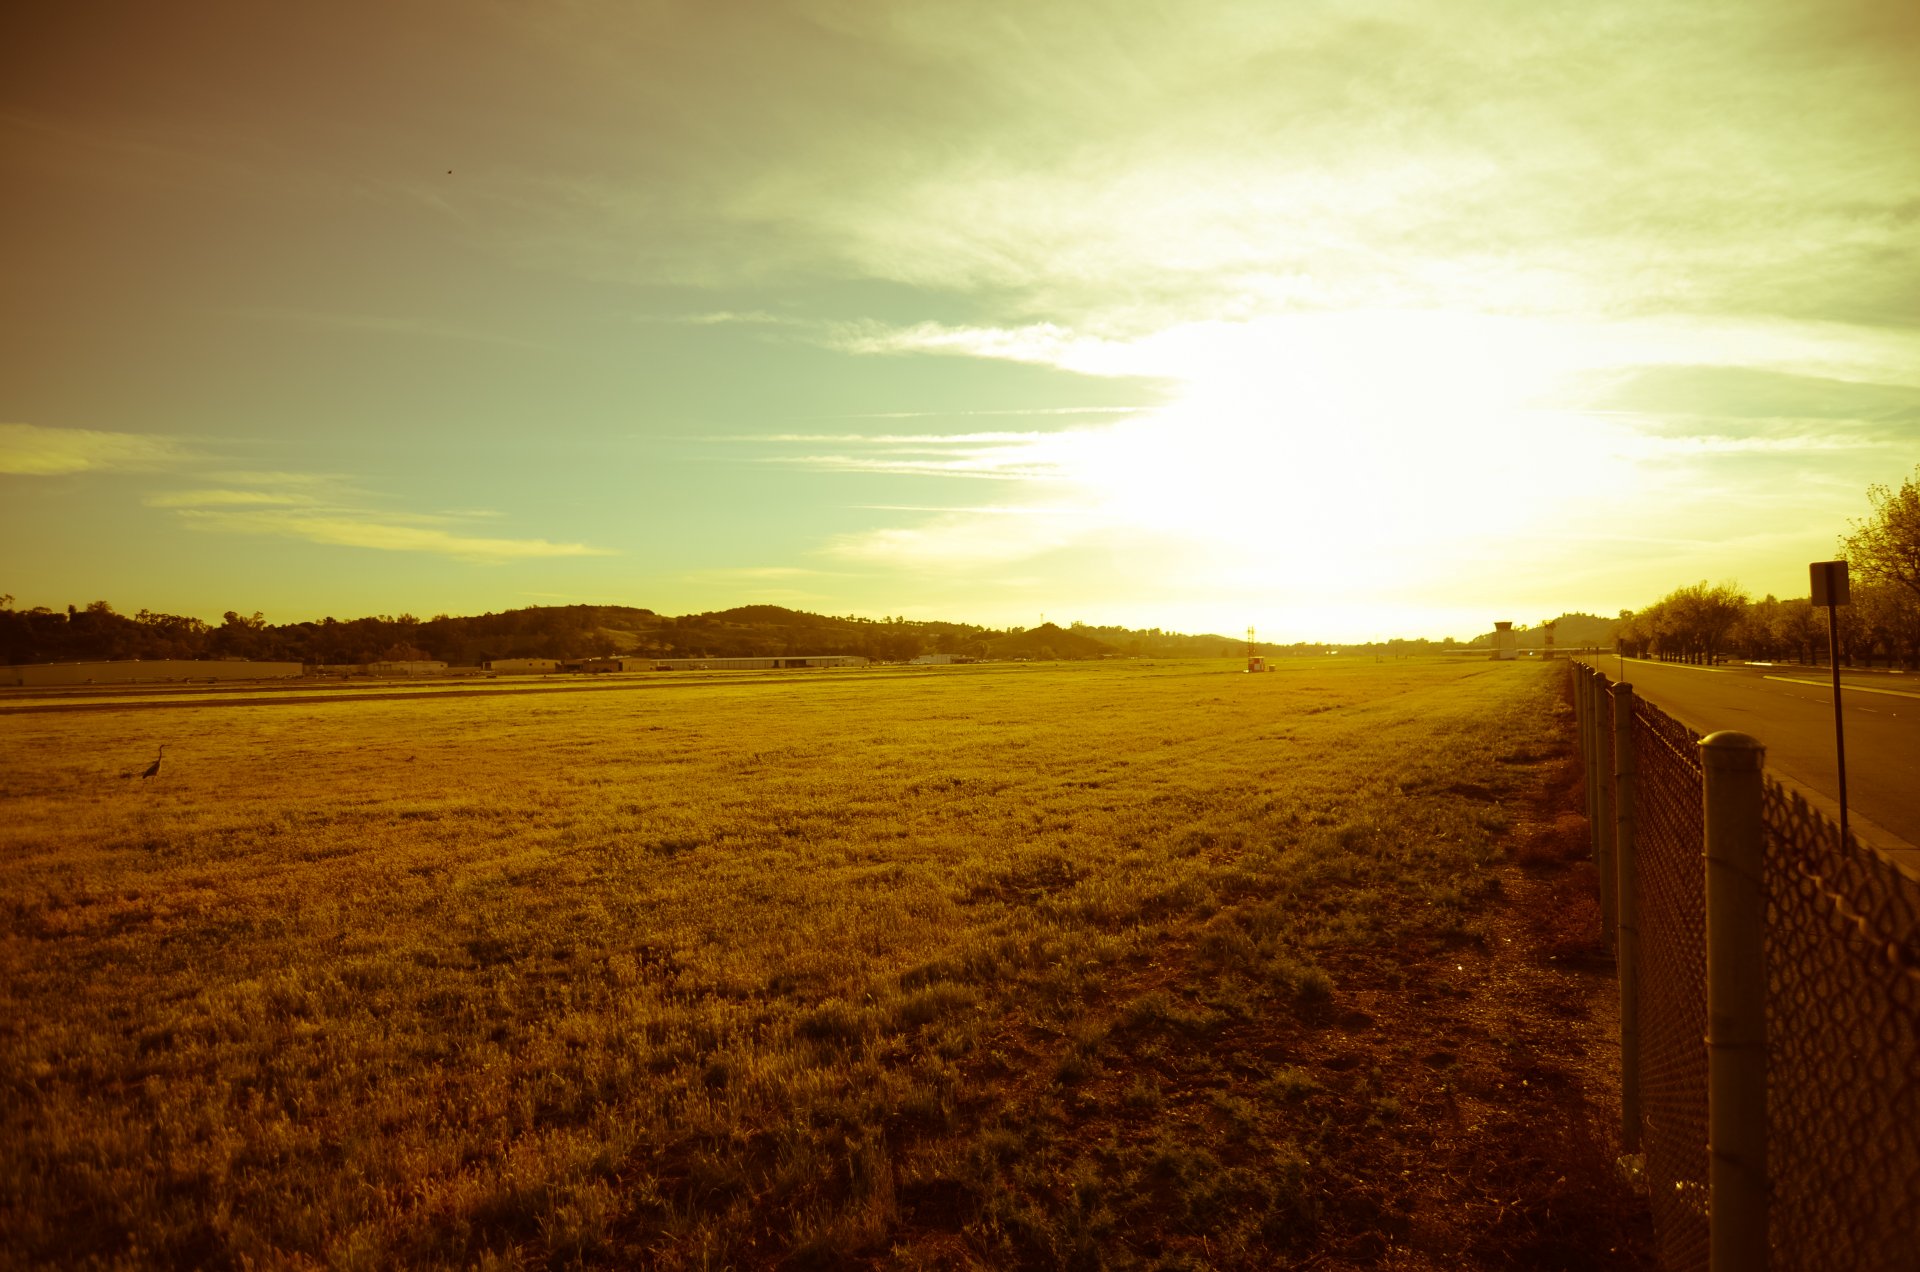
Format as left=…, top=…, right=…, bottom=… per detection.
left=1054, top=311, right=1631, bottom=594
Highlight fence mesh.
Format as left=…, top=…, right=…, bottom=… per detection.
left=1628, top=691, right=1710, bottom=1272
left=1573, top=661, right=1920, bottom=1272
left=1762, top=779, right=1920, bottom=1272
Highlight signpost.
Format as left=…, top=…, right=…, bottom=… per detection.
left=1810, top=560, right=1851, bottom=843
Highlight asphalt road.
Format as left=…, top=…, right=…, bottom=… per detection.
left=1578, top=656, right=1920, bottom=859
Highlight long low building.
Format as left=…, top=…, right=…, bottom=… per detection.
left=2, top=659, right=306, bottom=687
left=647, top=655, right=869, bottom=671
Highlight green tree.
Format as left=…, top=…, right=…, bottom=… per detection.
left=1840, top=467, right=1920, bottom=669
left=213, top=610, right=270, bottom=659
left=1842, top=466, right=1920, bottom=604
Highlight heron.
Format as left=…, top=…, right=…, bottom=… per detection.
left=138, top=745, right=165, bottom=780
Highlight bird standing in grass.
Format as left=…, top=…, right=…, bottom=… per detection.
left=129, top=745, right=165, bottom=780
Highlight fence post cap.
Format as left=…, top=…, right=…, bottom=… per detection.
left=1698, top=730, right=1765, bottom=766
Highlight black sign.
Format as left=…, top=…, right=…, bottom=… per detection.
left=1810, top=560, right=1850, bottom=607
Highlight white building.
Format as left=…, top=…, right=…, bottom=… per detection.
left=650, top=655, right=868, bottom=671
left=484, top=658, right=559, bottom=673
left=1, top=659, right=305, bottom=687
left=367, top=659, right=448, bottom=676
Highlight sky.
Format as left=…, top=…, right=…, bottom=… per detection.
left=3, top=1, right=1917, bottom=642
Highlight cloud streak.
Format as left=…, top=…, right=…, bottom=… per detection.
left=164, top=506, right=614, bottom=563
left=745, top=428, right=1091, bottom=482
left=0, top=423, right=189, bottom=476
left=146, top=476, right=614, bottom=564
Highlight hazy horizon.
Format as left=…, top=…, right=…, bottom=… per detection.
left=5, top=2, right=1917, bottom=643
left=2, top=593, right=1607, bottom=652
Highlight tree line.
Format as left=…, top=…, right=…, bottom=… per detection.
left=0, top=602, right=952, bottom=667
left=0, top=600, right=1263, bottom=668
left=1614, top=467, right=1920, bottom=669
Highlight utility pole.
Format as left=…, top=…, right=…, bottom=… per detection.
left=1810, top=560, right=1851, bottom=843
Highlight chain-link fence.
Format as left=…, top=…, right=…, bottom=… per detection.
left=1628, top=694, right=1710, bottom=1269
left=1569, top=662, right=1920, bottom=1272
left=1762, top=778, right=1920, bottom=1270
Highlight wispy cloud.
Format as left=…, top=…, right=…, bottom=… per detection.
left=770, top=455, right=1062, bottom=481
left=147, top=479, right=613, bottom=564
left=203, top=470, right=351, bottom=489
left=7, top=425, right=612, bottom=565
left=165, top=506, right=614, bottom=563
left=852, top=504, right=1078, bottom=515
left=0, top=423, right=189, bottom=476
left=1620, top=429, right=1892, bottom=458
left=746, top=431, right=1055, bottom=444
left=823, top=407, right=1143, bottom=420
left=822, top=320, right=1110, bottom=369
left=684, top=310, right=793, bottom=327
left=466, top=3, right=1916, bottom=340
left=144, top=488, right=323, bottom=508
left=743, top=429, right=1084, bottom=482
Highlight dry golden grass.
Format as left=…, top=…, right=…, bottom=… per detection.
left=0, top=658, right=1644, bottom=1268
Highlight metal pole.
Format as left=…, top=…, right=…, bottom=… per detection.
left=1701, top=730, right=1769, bottom=1272
left=1826, top=604, right=1849, bottom=844
left=1612, top=683, right=1641, bottom=1151
left=1581, top=668, right=1599, bottom=862
left=1594, top=671, right=1617, bottom=942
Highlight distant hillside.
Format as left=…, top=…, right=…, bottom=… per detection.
left=0, top=597, right=1510, bottom=667
left=1471, top=612, right=1619, bottom=650
left=4, top=600, right=1138, bottom=666
left=983, top=623, right=1121, bottom=661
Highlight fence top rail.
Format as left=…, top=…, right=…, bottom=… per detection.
left=1634, top=695, right=1702, bottom=776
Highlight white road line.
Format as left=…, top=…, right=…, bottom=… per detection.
left=1762, top=676, right=1920, bottom=701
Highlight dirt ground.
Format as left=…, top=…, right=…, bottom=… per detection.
left=861, top=729, right=1658, bottom=1270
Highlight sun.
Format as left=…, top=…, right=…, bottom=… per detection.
left=1050, top=310, right=1628, bottom=595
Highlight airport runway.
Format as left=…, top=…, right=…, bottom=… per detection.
left=1579, top=656, right=1920, bottom=859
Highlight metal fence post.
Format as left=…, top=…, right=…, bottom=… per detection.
left=1700, top=731, right=1768, bottom=1272
left=1594, top=672, right=1618, bottom=941
left=1581, top=668, right=1599, bottom=859
left=1612, top=683, right=1641, bottom=1151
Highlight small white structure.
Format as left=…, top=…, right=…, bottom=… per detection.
left=484, top=658, right=559, bottom=673
left=651, top=655, right=868, bottom=671
left=368, top=659, right=447, bottom=676
left=569, top=657, right=662, bottom=672
left=910, top=653, right=954, bottom=665
left=1492, top=622, right=1518, bottom=661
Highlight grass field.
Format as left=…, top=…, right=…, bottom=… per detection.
left=0, top=658, right=1649, bottom=1269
